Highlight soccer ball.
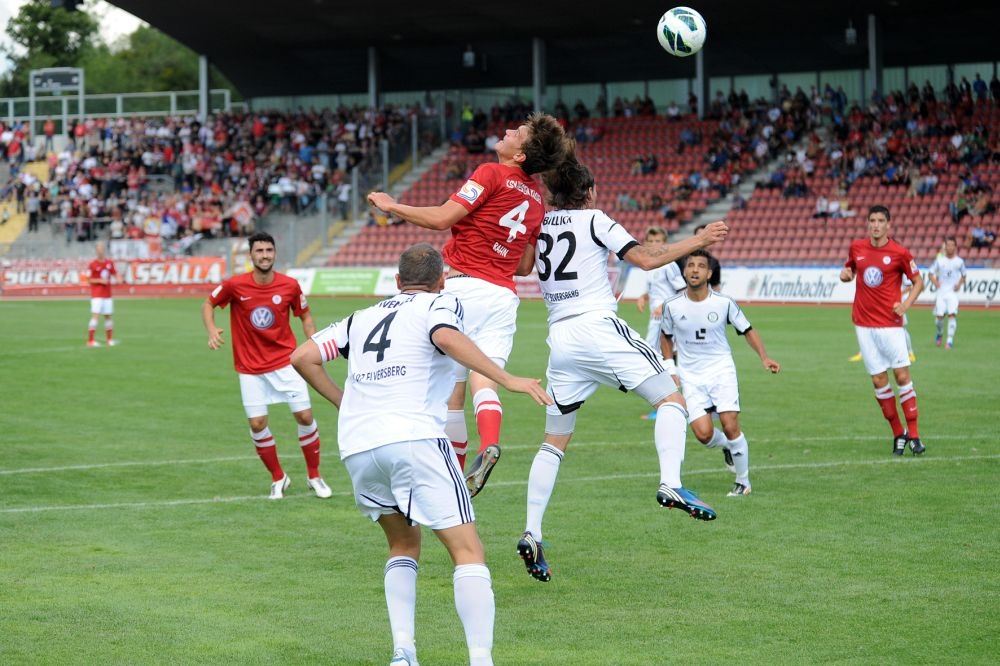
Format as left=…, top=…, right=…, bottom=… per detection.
left=656, top=7, right=707, bottom=57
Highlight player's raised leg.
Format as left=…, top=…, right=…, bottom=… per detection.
left=465, top=375, right=504, bottom=497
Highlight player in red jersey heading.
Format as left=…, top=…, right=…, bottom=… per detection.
left=840, top=205, right=926, bottom=456
left=87, top=241, right=118, bottom=347
left=368, top=112, right=571, bottom=497
left=202, top=231, right=335, bottom=499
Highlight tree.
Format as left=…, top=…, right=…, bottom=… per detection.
left=1, top=1, right=240, bottom=99
left=0, top=0, right=99, bottom=96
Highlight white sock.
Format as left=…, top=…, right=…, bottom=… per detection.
left=384, top=557, right=418, bottom=658
left=251, top=427, right=274, bottom=447
left=653, top=402, right=688, bottom=488
left=936, top=319, right=944, bottom=337
left=727, top=432, right=750, bottom=486
left=525, top=444, right=563, bottom=541
left=947, top=317, right=957, bottom=343
left=297, top=420, right=318, bottom=445
left=704, top=427, right=728, bottom=449
left=445, top=409, right=468, bottom=460
left=454, top=564, right=494, bottom=666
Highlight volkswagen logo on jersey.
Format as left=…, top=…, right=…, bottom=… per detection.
left=863, top=266, right=884, bottom=288
left=250, top=306, right=276, bottom=329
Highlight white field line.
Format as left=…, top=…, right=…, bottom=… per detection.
left=0, top=432, right=992, bottom=476
left=1, top=452, right=997, bottom=515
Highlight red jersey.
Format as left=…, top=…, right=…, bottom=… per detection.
left=445, top=161, right=543, bottom=292
left=844, top=238, right=919, bottom=327
left=207, top=271, right=309, bottom=374
left=88, top=258, right=117, bottom=298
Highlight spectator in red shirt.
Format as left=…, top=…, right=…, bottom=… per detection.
left=43, top=118, right=56, bottom=154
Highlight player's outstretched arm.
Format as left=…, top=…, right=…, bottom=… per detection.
left=432, top=327, right=552, bottom=406
left=290, top=340, right=344, bottom=408
left=624, top=220, right=728, bottom=270
left=201, top=298, right=225, bottom=350
left=367, top=192, right=468, bottom=231
left=744, top=329, right=780, bottom=374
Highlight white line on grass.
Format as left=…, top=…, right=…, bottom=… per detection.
left=0, top=432, right=992, bottom=476
left=0, top=456, right=253, bottom=475
left=2, top=453, right=997, bottom=515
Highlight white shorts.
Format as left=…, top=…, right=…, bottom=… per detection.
left=238, top=365, right=312, bottom=418
left=855, top=326, right=910, bottom=376
left=933, top=291, right=959, bottom=317
left=90, top=298, right=113, bottom=315
left=679, top=367, right=741, bottom=422
left=444, top=276, right=518, bottom=380
left=545, top=311, right=674, bottom=415
left=343, top=438, right=474, bottom=530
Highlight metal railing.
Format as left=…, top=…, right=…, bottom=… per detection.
left=0, top=89, right=244, bottom=137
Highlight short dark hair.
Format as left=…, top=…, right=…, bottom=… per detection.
left=521, top=112, right=572, bottom=176
left=645, top=226, right=667, bottom=241
left=868, top=205, right=891, bottom=221
left=398, top=243, right=444, bottom=289
left=682, top=248, right=721, bottom=286
left=248, top=231, right=276, bottom=251
left=686, top=248, right=715, bottom=267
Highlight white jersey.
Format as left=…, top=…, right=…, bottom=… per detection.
left=647, top=262, right=687, bottom=310
left=311, top=291, right=464, bottom=458
left=661, top=291, right=752, bottom=378
left=535, top=208, right=639, bottom=323
left=930, top=254, right=966, bottom=292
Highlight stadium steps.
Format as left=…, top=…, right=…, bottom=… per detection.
left=319, top=143, right=453, bottom=266
left=0, top=160, right=49, bottom=254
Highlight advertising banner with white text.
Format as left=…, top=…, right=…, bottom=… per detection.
left=0, top=257, right=227, bottom=298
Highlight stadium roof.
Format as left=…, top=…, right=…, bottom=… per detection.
left=106, top=0, right=998, bottom=99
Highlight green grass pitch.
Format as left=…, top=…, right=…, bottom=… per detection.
left=1, top=296, right=997, bottom=664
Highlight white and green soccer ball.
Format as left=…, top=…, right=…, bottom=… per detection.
left=657, top=7, right=707, bottom=57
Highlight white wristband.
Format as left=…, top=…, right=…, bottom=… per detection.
left=662, top=358, right=675, bottom=371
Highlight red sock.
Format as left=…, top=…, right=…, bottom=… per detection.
left=252, top=428, right=284, bottom=481
left=105, top=327, right=113, bottom=343
left=452, top=442, right=468, bottom=471
left=87, top=329, right=95, bottom=343
left=874, top=386, right=905, bottom=437
left=898, top=383, right=919, bottom=438
left=298, top=421, right=321, bottom=478
left=473, top=389, right=502, bottom=455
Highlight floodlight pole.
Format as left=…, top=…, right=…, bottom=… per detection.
left=199, top=55, right=208, bottom=122
left=867, top=14, right=882, bottom=105
left=532, top=38, right=545, bottom=113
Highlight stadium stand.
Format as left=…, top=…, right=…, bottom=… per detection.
left=324, top=103, right=800, bottom=267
